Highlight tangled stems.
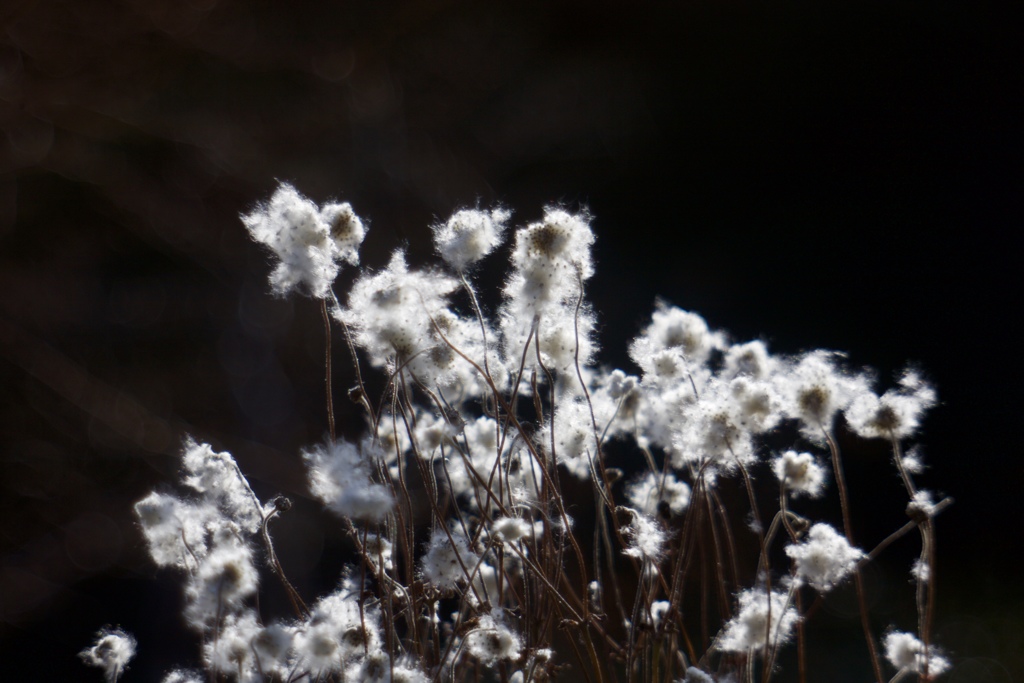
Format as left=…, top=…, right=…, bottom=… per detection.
left=106, top=195, right=950, bottom=683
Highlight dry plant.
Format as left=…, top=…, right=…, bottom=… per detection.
left=83, top=183, right=951, bottom=683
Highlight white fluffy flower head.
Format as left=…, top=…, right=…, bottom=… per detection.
left=785, top=523, right=863, bottom=592
left=181, top=439, right=263, bottom=533
left=492, top=516, right=532, bottom=544
left=772, top=450, right=826, bottom=498
left=466, top=611, right=523, bottom=665
left=203, top=611, right=262, bottom=677
left=644, top=303, right=723, bottom=364
left=338, top=250, right=458, bottom=368
left=432, top=207, right=510, bottom=270
left=134, top=492, right=211, bottom=569
left=304, top=439, right=394, bottom=523
left=506, top=207, right=595, bottom=309
left=778, top=351, right=868, bottom=435
left=186, top=536, right=259, bottom=627
left=845, top=370, right=937, bottom=439
left=724, top=340, right=775, bottom=380
left=718, top=589, right=799, bottom=653
left=884, top=631, right=950, bottom=678
left=242, top=182, right=366, bottom=298
left=627, top=471, right=691, bottom=517
left=293, top=583, right=383, bottom=676
left=621, top=507, right=667, bottom=562
left=420, top=528, right=478, bottom=591
left=79, top=628, right=137, bottom=683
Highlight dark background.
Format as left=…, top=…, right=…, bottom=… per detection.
left=1, top=0, right=1020, bottom=680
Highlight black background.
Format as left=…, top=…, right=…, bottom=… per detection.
left=1, top=0, right=1020, bottom=680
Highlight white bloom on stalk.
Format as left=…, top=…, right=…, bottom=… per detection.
left=134, top=492, right=212, bottom=569
left=337, top=250, right=459, bottom=372
left=777, top=351, right=868, bottom=437
left=432, top=207, right=510, bottom=270
left=251, top=622, right=295, bottom=676
left=883, top=631, right=950, bottom=678
left=304, top=438, right=394, bottom=523
left=185, top=533, right=259, bottom=628
left=599, top=368, right=642, bottom=426
left=363, top=533, right=394, bottom=573
left=845, top=370, right=937, bottom=439
left=772, top=450, right=826, bottom=498
left=203, top=611, right=261, bottom=679
left=79, top=628, right=136, bottom=683
left=293, top=584, right=383, bottom=676
left=544, top=396, right=600, bottom=479
left=420, top=527, right=478, bottom=591
left=727, top=377, right=783, bottom=433
left=181, top=439, right=263, bottom=533
left=723, top=340, right=775, bottom=380
left=409, top=410, right=461, bottom=458
left=242, top=182, right=366, bottom=298
left=492, top=516, right=532, bottom=544
left=534, top=304, right=598, bottom=373
left=506, top=207, right=595, bottom=309
left=465, top=611, right=523, bottom=665
left=643, top=303, right=723, bottom=366
left=627, top=305, right=722, bottom=394
left=629, top=337, right=689, bottom=386
left=500, top=208, right=597, bottom=377
left=627, top=471, right=691, bottom=517
left=643, top=600, right=672, bottom=629
left=135, top=439, right=263, bottom=570
left=161, top=672, right=203, bottom=683
left=350, top=653, right=429, bottom=683
left=785, top=523, right=863, bottom=592
left=717, top=589, right=799, bottom=654
left=620, top=507, right=666, bottom=562
left=673, top=379, right=758, bottom=473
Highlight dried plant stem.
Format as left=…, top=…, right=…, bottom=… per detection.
left=703, top=485, right=731, bottom=622
left=823, top=427, right=884, bottom=683
left=320, top=298, right=336, bottom=442
left=776, top=486, right=807, bottom=683
left=260, top=499, right=309, bottom=619
left=795, top=589, right=806, bottom=683
left=864, top=497, right=951, bottom=563
left=889, top=435, right=938, bottom=682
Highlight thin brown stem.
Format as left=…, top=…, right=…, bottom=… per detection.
left=260, top=497, right=309, bottom=619
left=889, top=434, right=938, bottom=682
left=863, top=497, right=951, bottom=563
left=320, top=298, right=336, bottom=442
left=823, top=427, right=884, bottom=683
